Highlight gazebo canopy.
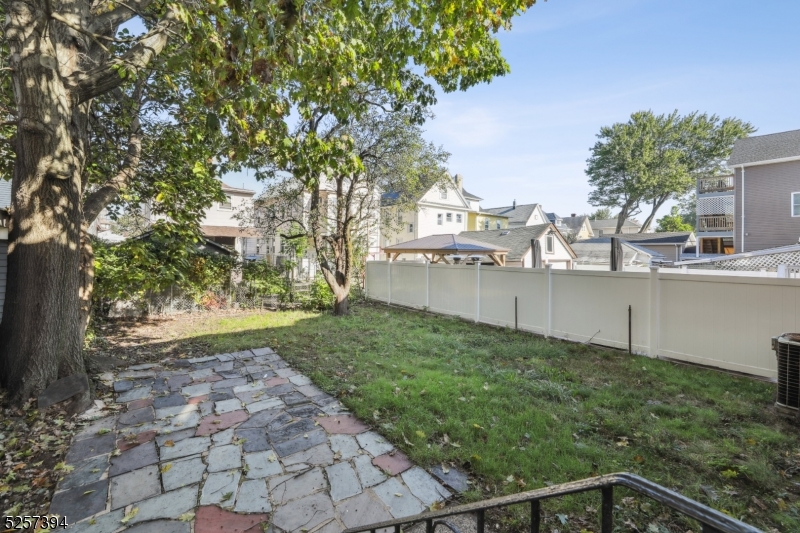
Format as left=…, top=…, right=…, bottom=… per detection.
left=384, top=234, right=510, bottom=266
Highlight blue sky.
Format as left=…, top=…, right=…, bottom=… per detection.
left=230, top=0, right=800, bottom=220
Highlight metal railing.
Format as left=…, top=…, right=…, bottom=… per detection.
left=698, top=175, right=734, bottom=193
left=698, top=215, right=734, bottom=232
left=343, top=472, right=762, bottom=533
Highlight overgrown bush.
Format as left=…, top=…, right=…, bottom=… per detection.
left=300, top=275, right=335, bottom=310
left=93, top=224, right=238, bottom=314
left=241, top=260, right=289, bottom=298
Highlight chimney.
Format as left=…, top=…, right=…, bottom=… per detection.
left=454, top=174, right=463, bottom=192
left=571, top=213, right=576, bottom=218
left=513, top=199, right=516, bottom=209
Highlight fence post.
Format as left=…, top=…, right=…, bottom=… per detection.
left=425, top=261, right=430, bottom=309
left=648, top=266, right=659, bottom=358
left=475, top=262, right=481, bottom=323
left=387, top=260, right=392, bottom=305
left=544, top=264, right=552, bottom=337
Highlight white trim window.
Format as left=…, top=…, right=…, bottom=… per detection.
left=495, top=220, right=501, bottom=229
left=446, top=213, right=452, bottom=222
left=456, top=214, right=462, bottom=223
left=793, top=192, right=800, bottom=217
left=437, top=213, right=443, bottom=225
left=440, top=189, right=448, bottom=200
left=408, top=223, right=414, bottom=233
left=484, top=219, right=489, bottom=230
left=545, top=234, right=555, bottom=254
left=220, top=195, right=232, bottom=210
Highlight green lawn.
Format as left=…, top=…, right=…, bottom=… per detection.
left=103, top=304, right=798, bottom=532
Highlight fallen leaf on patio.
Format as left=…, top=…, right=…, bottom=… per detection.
left=222, top=492, right=233, bottom=501
left=430, top=500, right=445, bottom=511
left=268, top=454, right=277, bottom=462
left=212, top=420, right=222, bottom=425
left=83, top=490, right=95, bottom=496
left=161, top=464, right=172, bottom=473
left=333, top=451, right=342, bottom=460
left=394, top=493, right=403, bottom=497
left=163, top=440, right=175, bottom=447
left=179, top=512, right=195, bottom=522
left=121, top=508, right=139, bottom=524
left=303, top=434, right=308, bottom=439
left=441, top=464, right=450, bottom=474
left=97, top=428, right=111, bottom=435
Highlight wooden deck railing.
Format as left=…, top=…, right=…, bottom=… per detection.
left=698, top=215, right=734, bottom=231
left=698, top=175, right=734, bottom=193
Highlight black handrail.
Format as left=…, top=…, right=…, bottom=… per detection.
left=342, top=472, right=763, bottom=533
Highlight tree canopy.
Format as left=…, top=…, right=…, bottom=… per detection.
left=0, top=0, right=540, bottom=403
left=655, top=206, right=694, bottom=233
left=586, top=110, right=754, bottom=234
left=245, top=91, right=448, bottom=314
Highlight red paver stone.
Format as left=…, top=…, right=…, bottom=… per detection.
left=263, top=377, right=288, bottom=387
left=195, top=505, right=268, bottom=533
left=195, top=410, right=249, bottom=436
left=116, top=430, right=158, bottom=452
left=127, top=398, right=154, bottom=410
left=372, top=451, right=413, bottom=475
left=187, top=394, right=210, bottom=405
left=194, top=374, right=224, bottom=384
left=314, top=414, right=369, bottom=435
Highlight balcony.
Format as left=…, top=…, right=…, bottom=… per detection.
left=698, top=215, right=734, bottom=232
left=698, top=175, right=734, bottom=194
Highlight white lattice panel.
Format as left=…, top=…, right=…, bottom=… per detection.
left=697, top=196, right=734, bottom=216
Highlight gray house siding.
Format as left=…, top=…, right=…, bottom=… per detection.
left=0, top=241, right=6, bottom=322
left=734, top=160, right=800, bottom=253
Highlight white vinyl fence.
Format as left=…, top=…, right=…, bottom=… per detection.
left=365, top=261, right=800, bottom=379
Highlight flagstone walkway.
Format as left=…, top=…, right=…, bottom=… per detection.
left=54, top=348, right=458, bottom=532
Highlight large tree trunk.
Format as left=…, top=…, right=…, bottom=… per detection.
left=639, top=195, right=669, bottom=233
left=0, top=0, right=88, bottom=403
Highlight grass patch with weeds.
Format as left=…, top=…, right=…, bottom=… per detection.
left=93, top=304, right=800, bottom=532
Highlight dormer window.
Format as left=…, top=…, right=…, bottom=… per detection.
left=220, top=195, right=232, bottom=210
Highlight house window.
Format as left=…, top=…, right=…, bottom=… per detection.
left=545, top=234, right=555, bottom=254
left=446, top=213, right=452, bottom=222
left=793, top=192, right=800, bottom=217
left=496, top=220, right=501, bottom=229
left=484, top=219, right=489, bottom=230
left=220, top=195, right=232, bottom=210
left=440, top=189, right=448, bottom=199
left=397, top=212, right=403, bottom=223
left=556, top=220, right=561, bottom=226
left=408, top=223, right=414, bottom=233
left=456, top=214, right=462, bottom=223
left=437, top=213, right=443, bottom=225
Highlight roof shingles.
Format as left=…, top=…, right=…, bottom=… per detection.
left=459, top=224, right=558, bottom=262
left=728, top=129, right=800, bottom=166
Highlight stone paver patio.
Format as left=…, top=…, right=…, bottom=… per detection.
left=54, top=348, right=459, bottom=532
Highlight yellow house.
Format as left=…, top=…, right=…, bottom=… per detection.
left=467, top=212, right=509, bottom=231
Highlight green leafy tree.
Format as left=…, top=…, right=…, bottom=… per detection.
left=655, top=206, right=694, bottom=233
left=1, top=0, right=540, bottom=402
left=587, top=110, right=753, bottom=234
left=588, top=207, right=613, bottom=220
left=249, top=95, right=448, bottom=315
